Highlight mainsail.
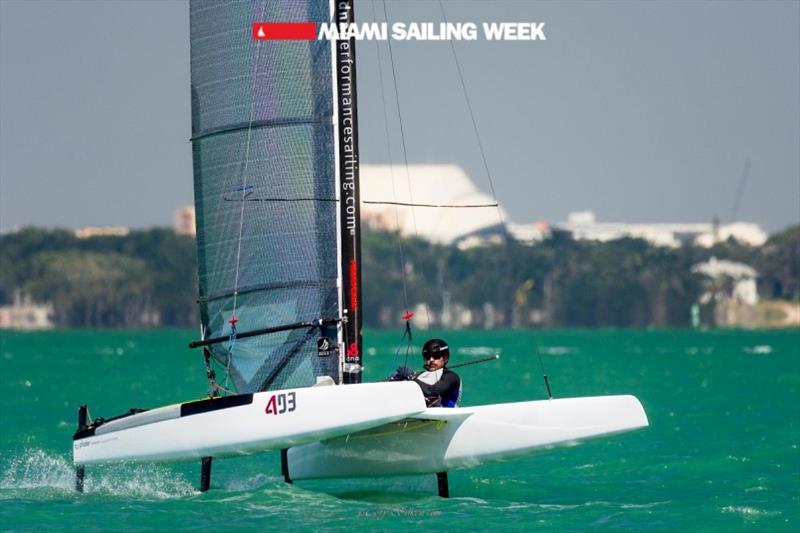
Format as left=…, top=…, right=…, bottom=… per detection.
left=189, top=0, right=354, bottom=393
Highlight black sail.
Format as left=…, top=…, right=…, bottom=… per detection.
left=190, top=0, right=340, bottom=393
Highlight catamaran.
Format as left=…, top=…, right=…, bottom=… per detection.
left=73, top=0, right=647, bottom=497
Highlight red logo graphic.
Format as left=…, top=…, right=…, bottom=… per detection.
left=252, top=22, right=317, bottom=41
left=349, top=260, right=359, bottom=310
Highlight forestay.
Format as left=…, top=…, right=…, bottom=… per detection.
left=190, top=1, right=340, bottom=393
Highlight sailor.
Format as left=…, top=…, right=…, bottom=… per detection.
left=390, top=338, right=461, bottom=407
left=415, top=338, right=461, bottom=407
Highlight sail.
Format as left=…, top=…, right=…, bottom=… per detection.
left=189, top=0, right=340, bottom=393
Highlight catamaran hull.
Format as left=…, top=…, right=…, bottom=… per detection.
left=285, top=395, right=648, bottom=479
left=73, top=382, right=426, bottom=465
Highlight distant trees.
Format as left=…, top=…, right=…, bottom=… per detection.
left=27, top=250, right=153, bottom=327
left=362, top=231, right=704, bottom=328
left=0, top=227, right=198, bottom=327
left=361, top=226, right=799, bottom=329
left=758, top=226, right=800, bottom=301
left=1, top=225, right=797, bottom=328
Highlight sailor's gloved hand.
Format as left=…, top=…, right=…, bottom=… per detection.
left=388, top=366, right=415, bottom=381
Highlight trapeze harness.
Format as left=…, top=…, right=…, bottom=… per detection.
left=413, top=367, right=462, bottom=408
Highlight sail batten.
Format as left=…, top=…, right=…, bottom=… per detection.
left=191, top=116, right=333, bottom=142
left=199, top=279, right=339, bottom=304
left=190, top=0, right=340, bottom=393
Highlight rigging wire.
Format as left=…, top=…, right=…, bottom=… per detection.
left=380, top=0, right=420, bottom=235
left=391, top=314, right=415, bottom=370
left=534, top=340, right=554, bottom=400
left=231, top=12, right=267, bottom=318
left=370, top=0, right=410, bottom=316
left=364, top=200, right=498, bottom=208
left=436, top=0, right=554, bottom=393
left=381, top=0, right=432, bottom=329
left=437, top=1, right=522, bottom=349
left=437, top=0, right=509, bottom=236
left=223, top=196, right=498, bottom=208
left=373, top=0, right=425, bottom=364
left=206, top=0, right=268, bottom=393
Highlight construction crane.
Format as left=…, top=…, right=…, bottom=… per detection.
left=729, top=158, right=751, bottom=223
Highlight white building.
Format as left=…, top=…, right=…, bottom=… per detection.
left=694, top=222, right=768, bottom=248
left=506, top=221, right=551, bottom=245
left=692, top=256, right=759, bottom=305
left=0, top=291, right=54, bottom=330
left=553, top=211, right=767, bottom=248
left=360, top=164, right=514, bottom=246
left=74, top=226, right=129, bottom=239
left=360, top=167, right=768, bottom=249
left=174, top=206, right=196, bottom=237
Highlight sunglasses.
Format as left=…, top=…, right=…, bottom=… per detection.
left=423, top=352, right=444, bottom=360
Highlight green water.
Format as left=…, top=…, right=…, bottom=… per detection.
left=1, top=329, right=798, bottom=531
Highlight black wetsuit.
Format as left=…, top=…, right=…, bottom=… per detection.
left=413, top=367, right=461, bottom=407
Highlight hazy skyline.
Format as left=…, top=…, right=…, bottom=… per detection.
left=1, top=0, right=798, bottom=233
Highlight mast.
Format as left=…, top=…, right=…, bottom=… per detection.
left=334, top=0, right=363, bottom=384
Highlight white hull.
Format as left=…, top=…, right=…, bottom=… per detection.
left=73, top=382, right=426, bottom=465
left=286, top=395, right=648, bottom=479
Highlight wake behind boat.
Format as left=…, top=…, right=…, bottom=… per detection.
left=73, top=0, right=647, bottom=497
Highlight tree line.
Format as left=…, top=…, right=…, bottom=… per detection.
left=362, top=226, right=798, bottom=328
left=0, top=225, right=797, bottom=328
left=0, top=228, right=197, bottom=327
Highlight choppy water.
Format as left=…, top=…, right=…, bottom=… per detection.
left=1, top=328, right=798, bottom=531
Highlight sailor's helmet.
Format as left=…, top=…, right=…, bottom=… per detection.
left=422, top=338, right=450, bottom=360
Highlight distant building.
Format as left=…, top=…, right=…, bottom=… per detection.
left=507, top=221, right=551, bottom=245
left=360, top=164, right=514, bottom=247
left=75, top=226, right=130, bottom=239
left=0, top=291, right=54, bottom=330
left=174, top=206, right=196, bottom=237
left=553, top=211, right=767, bottom=248
left=361, top=167, right=768, bottom=249
left=691, top=257, right=799, bottom=328
left=692, top=256, right=759, bottom=305
left=693, top=222, right=768, bottom=248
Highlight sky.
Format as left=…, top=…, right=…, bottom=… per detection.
left=1, top=0, right=798, bottom=234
